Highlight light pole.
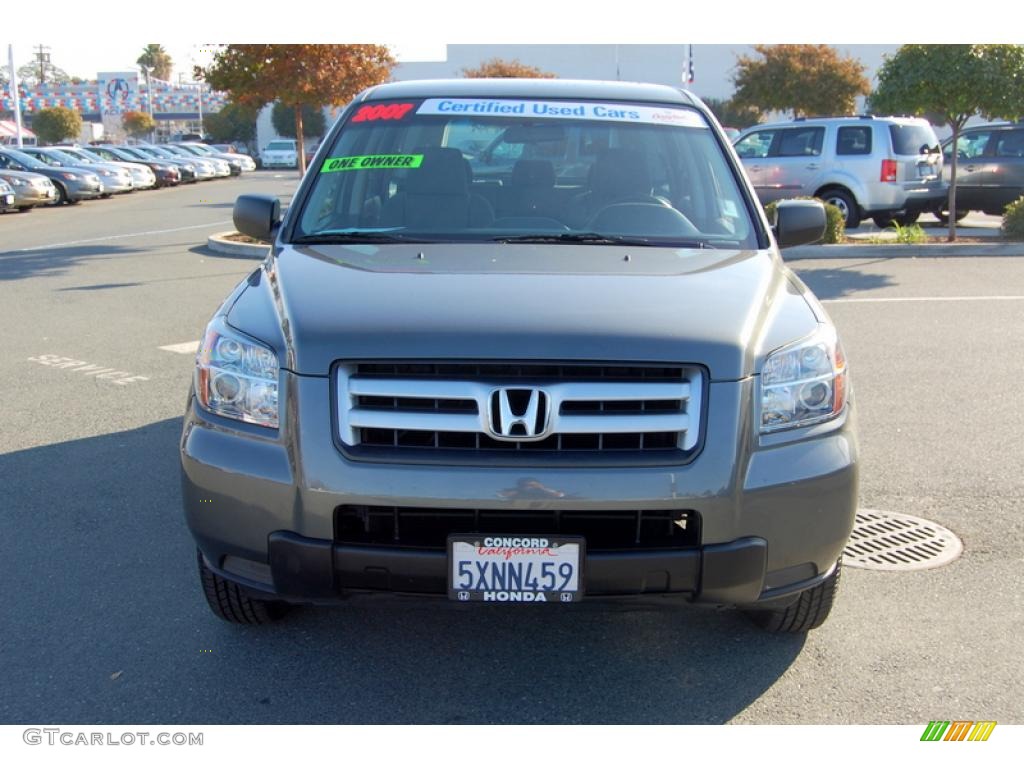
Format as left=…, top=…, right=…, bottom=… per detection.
left=8, top=44, right=24, bottom=148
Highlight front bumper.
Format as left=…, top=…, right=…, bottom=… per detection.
left=66, top=179, right=104, bottom=200
left=13, top=187, right=55, bottom=207
left=181, top=375, right=858, bottom=607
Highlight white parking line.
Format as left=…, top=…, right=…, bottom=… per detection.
left=2, top=221, right=232, bottom=254
left=823, top=295, right=1024, bottom=304
left=159, top=341, right=200, bottom=355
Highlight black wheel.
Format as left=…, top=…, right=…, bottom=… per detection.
left=937, top=207, right=969, bottom=224
left=54, top=183, right=68, bottom=205
left=197, top=549, right=288, bottom=625
left=742, top=559, right=842, bottom=633
left=872, top=211, right=919, bottom=228
left=819, top=188, right=860, bottom=228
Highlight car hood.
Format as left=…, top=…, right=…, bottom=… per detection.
left=227, top=243, right=822, bottom=381
left=0, top=169, right=52, bottom=185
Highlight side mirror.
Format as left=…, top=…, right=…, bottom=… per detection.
left=233, top=194, right=281, bottom=243
left=773, top=199, right=826, bottom=249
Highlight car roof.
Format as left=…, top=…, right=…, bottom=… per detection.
left=738, top=115, right=932, bottom=134
left=361, top=78, right=696, bottom=107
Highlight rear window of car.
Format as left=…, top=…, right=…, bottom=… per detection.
left=267, top=141, right=296, bottom=151
left=889, top=124, right=939, bottom=155
left=294, top=97, right=759, bottom=250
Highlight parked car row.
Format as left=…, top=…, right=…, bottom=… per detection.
left=0, top=141, right=257, bottom=213
left=731, top=116, right=1024, bottom=227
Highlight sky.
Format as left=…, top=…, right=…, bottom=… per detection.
left=3, top=0, right=1006, bottom=83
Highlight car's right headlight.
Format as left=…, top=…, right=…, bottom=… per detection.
left=760, top=325, right=848, bottom=433
left=195, top=318, right=279, bottom=428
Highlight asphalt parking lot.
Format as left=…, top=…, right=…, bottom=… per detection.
left=1, top=175, right=1021, bottom=724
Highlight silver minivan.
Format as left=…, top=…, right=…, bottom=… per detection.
left=734, top=116, right=946, bottom=228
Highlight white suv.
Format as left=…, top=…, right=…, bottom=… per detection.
left=260, top=139, right=298, bottom=169
left=734, top=116, right=946, bottom=228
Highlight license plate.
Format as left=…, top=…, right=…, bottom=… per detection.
left=917, top=163, right=933, bottom=178
left=448, top=535, right=584, bottom=603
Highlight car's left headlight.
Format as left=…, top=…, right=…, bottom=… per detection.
left=195, top=318, right=279, bottom=428
left=760, top=325, right=848, bottom=433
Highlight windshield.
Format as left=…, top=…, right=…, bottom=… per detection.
left=294, top=98, right=756, bottom=248
left=60, top=148, right=97, bottom=164
left=43, top=149, right=83, bottom=165
left=267, top=141, right=295, bottom=151
left=1, top=149, right=48, bottom=170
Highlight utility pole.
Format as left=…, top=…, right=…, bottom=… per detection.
left=35, top=44, right=51, bottom=84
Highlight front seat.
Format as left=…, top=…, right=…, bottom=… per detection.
left=381, top=147, right=493, bottom=230
left=565, top=148, right=667, bottom=227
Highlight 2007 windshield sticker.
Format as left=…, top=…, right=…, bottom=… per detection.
left=320, top=154, right=424, bottom=173
left=417, top=99, right=707, bottom=128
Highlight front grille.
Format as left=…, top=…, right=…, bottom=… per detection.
left=336, top=361, right=705, bottom=464
left=335, top=505, right=701, bottom=551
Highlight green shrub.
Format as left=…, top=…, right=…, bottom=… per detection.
left=763, top=197, right=846, bottom=244
left=1002, top=196, right=1024, bottom=240
left=890, top=222, right=928, bottom=244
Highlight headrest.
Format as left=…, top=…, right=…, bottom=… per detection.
left=405, top=147, right=469, bottom=195
left=511, top=159, right=556, bottom=188
left=589, top=149, right=651, bottom=198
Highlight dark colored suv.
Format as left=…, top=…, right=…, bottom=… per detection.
left=941, top=123, right=1024, bottom=220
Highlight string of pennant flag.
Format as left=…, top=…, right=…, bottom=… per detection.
left=0, top=86, right=227, bottom=114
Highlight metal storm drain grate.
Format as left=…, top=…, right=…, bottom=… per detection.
left=843, top=509, right=963, bottom=571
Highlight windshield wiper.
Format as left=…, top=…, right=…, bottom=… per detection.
left=291, top=230, right=435, bottom=245
left=491, top=232, right=709, bottom=248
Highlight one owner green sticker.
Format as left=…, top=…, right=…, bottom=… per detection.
left=320, top=154, right=424, bottom=172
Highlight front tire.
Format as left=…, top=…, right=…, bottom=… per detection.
left=197, top=550, right=288, bottom=625
left=742, top=559, right=842, bottom=633
left=819, top=188, right=860, bottom=229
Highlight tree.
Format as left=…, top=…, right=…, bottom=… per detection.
left=871, top=44, right=1024, bottom=241
left=198, top=44, right=395, bottom=174
left=732, top=45, right=869, bottom=119
left=31, top=106, right=83, bottom=145
left=122, top=110, right=157, bottom=139
left=17, top=61, right=73, bottom=87
left=204, top=101, right=258, bottom=144
left=461, top=58, right=556, bottom=79
left=137, top=45, right=173, bottom=82
left=701, top=96, right=762, bottom=129
left=271, top=103, right=326, bottom=140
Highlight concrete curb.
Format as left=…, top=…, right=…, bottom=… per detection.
left=207, top=232, right=272, bottom=258
left=784, top=241, right=1024, bottom=260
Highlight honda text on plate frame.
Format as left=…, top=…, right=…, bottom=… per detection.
left=182, top=79, right=856, bottom=633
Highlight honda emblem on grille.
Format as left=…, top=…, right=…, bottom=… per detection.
left=488, top=388, right=551, bottom=441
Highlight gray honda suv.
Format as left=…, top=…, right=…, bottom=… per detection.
left=180, top=79, right=858, bottom=632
